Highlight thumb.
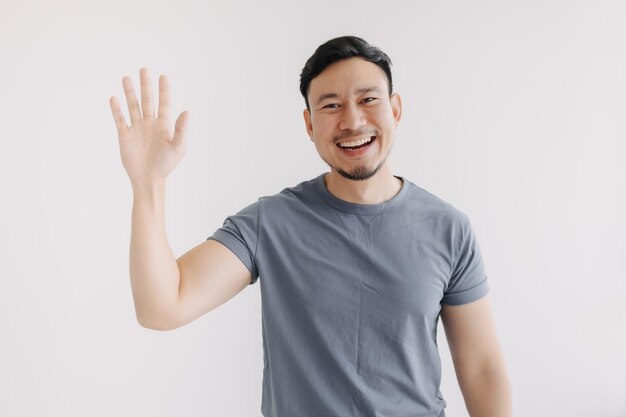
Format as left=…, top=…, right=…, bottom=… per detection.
left=171, top=111, right=189, bottom=152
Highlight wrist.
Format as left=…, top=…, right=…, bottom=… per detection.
left=131, top=179, right=166, bottom=201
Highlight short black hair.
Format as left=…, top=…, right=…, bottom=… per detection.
left=299, top=36, right=393, bottom=110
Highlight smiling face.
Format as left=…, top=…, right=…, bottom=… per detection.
left=303, top=57, right=402, bottom=181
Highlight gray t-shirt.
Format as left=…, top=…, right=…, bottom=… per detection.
left=208, top=173, right=489, bottom=417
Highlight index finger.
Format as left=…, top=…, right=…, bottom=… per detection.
left=157, top=74, right=170, bottom=119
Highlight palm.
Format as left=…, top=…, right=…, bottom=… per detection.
left=110, top=68, right=189, bottom=185
left=118, top=116, right=181, bottom=182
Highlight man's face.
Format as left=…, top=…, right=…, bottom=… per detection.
left=303, top=57, right=402, bottom=181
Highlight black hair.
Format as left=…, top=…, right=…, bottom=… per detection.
left=299, top=36, right=393, bottom=110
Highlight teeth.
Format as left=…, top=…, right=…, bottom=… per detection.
left=338, top=136, right=373, bottom=148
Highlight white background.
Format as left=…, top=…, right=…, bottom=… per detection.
left=1, top=0, right=625, bottom=416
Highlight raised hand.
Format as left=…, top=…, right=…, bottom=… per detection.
left=109, top=68, right=189, bottom=186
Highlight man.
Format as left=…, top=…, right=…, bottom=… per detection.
left=109, top=36, right=512, bottom=417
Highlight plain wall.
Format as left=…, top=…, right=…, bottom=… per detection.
left=1, top=0, right=625, bottom=416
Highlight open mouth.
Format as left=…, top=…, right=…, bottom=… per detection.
left=336, top=136, right=376, bottom=151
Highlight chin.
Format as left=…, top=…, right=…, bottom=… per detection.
left=337, top=162, right=385, bottom=181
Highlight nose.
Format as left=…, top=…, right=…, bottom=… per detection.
left=338, top=102, right=366, bottom=131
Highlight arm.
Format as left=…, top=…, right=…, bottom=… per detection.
left=111, top=69, right=252, bottom=330
left=440, top=296, right=513, bottom=417
left=130, top=183, right=251, bottom=330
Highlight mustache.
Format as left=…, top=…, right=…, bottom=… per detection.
left=333, top=129, right=379, bottom=143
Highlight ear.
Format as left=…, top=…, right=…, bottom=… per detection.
left=303, top=108, right=314, bottom=141
left=390, top=93, right=402, bottom=125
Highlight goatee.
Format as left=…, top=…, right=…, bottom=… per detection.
left=336, top=156, right=387, bottom=181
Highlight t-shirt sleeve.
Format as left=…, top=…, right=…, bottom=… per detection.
left=207, top=199, right=261, bottom=285
left=441, top=212, right=489, bottom=305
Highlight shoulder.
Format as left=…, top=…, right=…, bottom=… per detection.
left=230, top=177, right=318, bottom=214
left=400, top=178, right=471, bottom=229
left=259, top=176, right=322, bottom=212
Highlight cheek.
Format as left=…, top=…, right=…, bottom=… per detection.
left=372, top=106, right=394, bottom=119
left=312, top=120, right=335, bottom=138
left=373, top=110, right=396, bottom=130
left=313, top=141, right=330, bottom=156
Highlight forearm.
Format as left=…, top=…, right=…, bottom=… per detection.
left=129, top=181, right=180, bottom=329
left=459, top=366, right=513, bottom=417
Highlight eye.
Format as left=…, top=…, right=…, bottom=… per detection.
left=362, top=97, right=377, bottom=104
left=323, top=103, right=340, bottom=109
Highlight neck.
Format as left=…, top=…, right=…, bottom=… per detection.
left=324, top=165, right=403, bottom=205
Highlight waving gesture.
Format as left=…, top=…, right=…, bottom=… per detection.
left=109, top=68, right=189, bottom=186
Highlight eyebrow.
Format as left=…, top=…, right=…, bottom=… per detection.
left=315, top=86, right=383, bottom=106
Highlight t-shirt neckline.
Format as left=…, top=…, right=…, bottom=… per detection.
left=314, top=172, right=409, bottom=215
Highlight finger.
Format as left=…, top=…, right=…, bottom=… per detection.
left=109, top=96, right=129, bottom=131
left=122, top=76, right=141, bottom=123
left=171, top=111, right=189, bottom=151
left=157, top=74, right=170, bottom=120
left=140, top=68, right=155, bottom=119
